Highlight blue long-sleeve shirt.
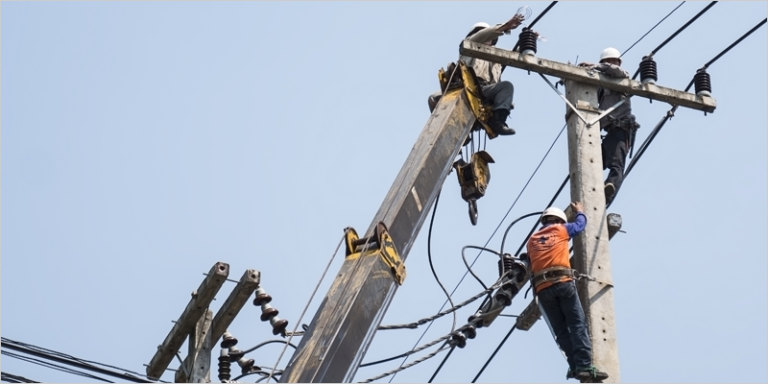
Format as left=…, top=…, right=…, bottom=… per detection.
left=541, top=211, right=587, bottom=238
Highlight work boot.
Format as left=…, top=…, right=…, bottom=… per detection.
left=566, top=367, right=576, bottom=380
left=604, top=182, right=616, bottom=203
left=575, top=366, right=609, bottom=382
left=489, top=109, right=516, bottom=136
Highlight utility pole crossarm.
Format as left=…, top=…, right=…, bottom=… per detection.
left=459, top=40, right=717, bottom=113
left=146, top=262, right=229, bottom=380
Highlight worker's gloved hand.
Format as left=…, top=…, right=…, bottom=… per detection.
left=570, top=202, right=584, bottom=213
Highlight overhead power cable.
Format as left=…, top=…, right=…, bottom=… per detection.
left=632, top=1, right=718, bottom=79
left=1, top=338, right=160, bottom=383
left=626, top=17, right=767, bottom=178
left=1, top=372, right=40, bottom=383
left=621, top=1, right=686, bottom=57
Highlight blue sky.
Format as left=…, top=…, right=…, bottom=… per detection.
left=2, top=2, right=766, bottom=383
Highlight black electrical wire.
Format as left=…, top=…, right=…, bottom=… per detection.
left=388, top=123, right=567, bottom=381
left=648, top=1, right=716, bottom=56
left=1, top=372, right=39, bottom=384
left=626, top=17, right=767, bottom=179
left=471, top=325, right=518, bottom=383
left=1, top=338, right=157, bottom=383
left=499, top=211, right=545, bottom=256
left=527, top=1, right=557, bottom=29
left=632, top=1, right=718, bottom=80
left=701, top=17, right=767, bottom=69
left=514, top=174, right=570, bottom=257
left=621, top=1, right=686, bottom=58
left=242, top=340, right=297, bottom=355
left=2, top=351, right=114, bottom=383
left=427, top=343, right=455, bottom=383
left=427, top=191, right=458, bottom=333
left=512, top=1, right=558, bottom=52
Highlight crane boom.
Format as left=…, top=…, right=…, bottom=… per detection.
left=280, top=86, right=480, bottom=383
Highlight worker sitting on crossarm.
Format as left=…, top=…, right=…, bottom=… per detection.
left=526, top=203, right=609, bottom=382
left=428, top=13, right=530, bottom=136
left=578, top=47, right=641, bottom=204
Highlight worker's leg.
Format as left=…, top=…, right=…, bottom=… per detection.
left=601, top=128, right=629, bottom=202
left=557, top=280, right=593, bottom=370
left=481, top=81, right=514, bottom=112
left=481, top=81, right=515, bottom=135
left=537, top=284, right=576, bottom=371
left=428, top=91, right=442, bottom=113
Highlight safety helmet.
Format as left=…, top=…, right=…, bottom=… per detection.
left=599, top=47, right=622, bottom=63
left=541, top=207, right=567, bottom=224
left=472, top=22, right=491, bottom=30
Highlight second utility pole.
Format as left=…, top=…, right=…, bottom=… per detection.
left=564, top=79, right=620, bottom=382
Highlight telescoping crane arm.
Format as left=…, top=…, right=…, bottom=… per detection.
left=280, top=63, right=498, bottom=383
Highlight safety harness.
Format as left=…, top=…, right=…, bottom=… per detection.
left=531, top=266, right=574, bottom=290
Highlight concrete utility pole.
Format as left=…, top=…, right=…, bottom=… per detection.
left=459, top=40, right=715, bottom=383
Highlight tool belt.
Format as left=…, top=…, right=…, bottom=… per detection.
left=606, top=114, right=640, bottom=132
left=531, top=266, right=574, bottom=289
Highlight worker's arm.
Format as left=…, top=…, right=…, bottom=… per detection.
left=593, top=63, right=630, bottom=79
left=564, top=202, right=587, bottom=238
left=466, top=14, right=525, bottom=43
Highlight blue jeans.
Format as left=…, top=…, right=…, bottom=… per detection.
left=538, top=280, right=593, bottom=370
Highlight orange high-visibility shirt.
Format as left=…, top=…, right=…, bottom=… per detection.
left=527, top=224, right=573, bottom=292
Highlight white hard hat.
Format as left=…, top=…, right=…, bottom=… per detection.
left=599, top=47, right=622, bottom=62
left=472, top=22, right=491, bottom=29
left=541, top=207, right=567, bottom=224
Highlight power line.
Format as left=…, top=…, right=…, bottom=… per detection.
left=632, top=1, right=718, bottom=79
left=1, top=338, right=160, bottom=383
left=621, top=1, right=686, bottom=57
left=1, top=372, right=39, bottom=383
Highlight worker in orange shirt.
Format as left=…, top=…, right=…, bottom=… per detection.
left=526, top=202, right=609, bottom=382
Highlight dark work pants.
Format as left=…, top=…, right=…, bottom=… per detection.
left=538, top=280, right=593, bottom=370
left=602, top=126, right=629, bottom=193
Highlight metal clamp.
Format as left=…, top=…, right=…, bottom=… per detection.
left=344, top=223, right=407, bottom=285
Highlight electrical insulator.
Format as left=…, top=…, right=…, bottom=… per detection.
left=694, top=68, right=712, bottom=97
left=217, top=349, right=231, bottom=382
left=220, top=331, right=238, bottom=349
left=451, top=332, right=467, bottom=349
left=236, top=357, right=258, bottom=375
left=228, top=347, right=245, bottom=362
left=260, top=303, right=279, bottom=322
left=639, top=56, right=658, bottom=84
left=463, top=324, right=477, bottom=340
left=518, top=28, right=538, bottom=56
left=270, top=316, right=289, bottom=336
left=252, top=287, right=272, bottom=306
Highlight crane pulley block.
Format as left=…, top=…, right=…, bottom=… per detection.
left=343, top=223, right=406, bottom=285
left=453, top=151, right=495, bottom=226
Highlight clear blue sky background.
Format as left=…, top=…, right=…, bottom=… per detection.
left=2, top=2, right=766, bottom=383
